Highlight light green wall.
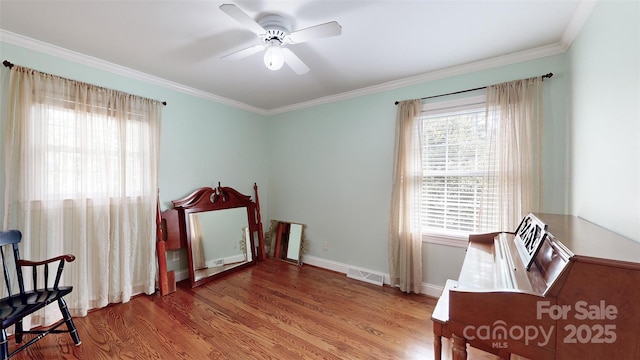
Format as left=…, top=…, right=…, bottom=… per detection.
left=0, top=41, right=269, bottom=271
left=568, top=0, right=639, bottom=243
left=267, top=54, right=570, bottom=285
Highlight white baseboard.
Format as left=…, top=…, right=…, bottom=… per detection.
left=175, top=268, right=189, bottom=282
left=205, top=254, right=246, bottom=269
left=422, top=282, right=444, bottom=298
left=301, top=255, right=349, bottom=274
left=171, top=255, right=444, bottom=296
left=302, top=255, right=443, bottom=297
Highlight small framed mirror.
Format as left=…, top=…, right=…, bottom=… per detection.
left=267, top=220, right=307, bottom=265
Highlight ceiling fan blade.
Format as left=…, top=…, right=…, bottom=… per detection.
left=282, top=48, right=310, bottom=75
left=287, top=21, right=342, bottom=44
left=219, top=4, right=265, bottom=35
left=221, top=44, right=265, bottom=61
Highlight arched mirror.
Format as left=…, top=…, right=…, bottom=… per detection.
left=164, top=183, right=265, bottom=288
left=267, top=220, right=307, bottom=265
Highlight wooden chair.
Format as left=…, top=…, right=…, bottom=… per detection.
left=0, top=230, right=81, bottom=359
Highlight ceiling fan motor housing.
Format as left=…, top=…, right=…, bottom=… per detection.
left=258, top=14, right=291, bottom=44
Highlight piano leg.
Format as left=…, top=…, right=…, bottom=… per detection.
left=434, top=335, right=442, bottom=360
left=452, top=334, right=467, bottom=360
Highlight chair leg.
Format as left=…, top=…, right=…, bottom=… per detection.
left=58, top=298, right=81, bottom=345
left=1, top=328, right=8, bottom=360
left=14, top=320, right=23, bottom=344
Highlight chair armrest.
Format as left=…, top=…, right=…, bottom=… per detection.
left=17, top=254, right=76, bottom=290
left=17, top=254, right=76, bottom=267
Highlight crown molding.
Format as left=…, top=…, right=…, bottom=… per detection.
left=267, top=0, right=598, bottom=116
left=265, top=43, right=565, bottom=115
left=0, top=30, right=268, bottom=115
left=560, top=0, right=598, bottom=51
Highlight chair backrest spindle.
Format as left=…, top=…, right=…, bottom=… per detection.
left=12, top=242, right=25, bottom=295
left=0, top=247, right=12, bottom=298
left=32, top=265, right=39, bottom=290
left=0, top=230, right=23, bottom=297
left=44, top=264, right=49, bottom=289
left=54, top=261, right=65, bottom=289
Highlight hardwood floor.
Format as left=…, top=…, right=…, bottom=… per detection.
left=9, top=259, right=499, bottom=359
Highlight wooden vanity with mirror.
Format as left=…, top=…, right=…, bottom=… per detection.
left=157, top=183, right=265, bottom=293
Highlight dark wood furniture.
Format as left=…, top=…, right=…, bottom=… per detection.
left=156, top=200, right=186, bottom=295
left=432, top=213, right=640, bottom=360
left=157, top=183, right=265, bottom=290
left=0, top=230, right=81, bottom=359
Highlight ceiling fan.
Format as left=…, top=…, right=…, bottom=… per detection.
left=219, top=4, right=342, bottom=74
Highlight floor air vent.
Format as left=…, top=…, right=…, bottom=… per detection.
left=346, top=267, right=384, bottom=286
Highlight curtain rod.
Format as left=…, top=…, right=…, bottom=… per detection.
left=3, top=60, right=167, bottom=106
left=394, top=72, right=553, bottom=105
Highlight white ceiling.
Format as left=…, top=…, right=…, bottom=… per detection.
left=0, top=1, right=592, bottom=114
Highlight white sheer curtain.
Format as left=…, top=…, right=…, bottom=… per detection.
left=480, top=77, right=543, bottom=231
left=4, top=66, right=161, bottom=327
left=388, top=100, right=423, bottom=294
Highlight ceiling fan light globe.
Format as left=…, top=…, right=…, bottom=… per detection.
left=264, top=45, right=284, bottom=71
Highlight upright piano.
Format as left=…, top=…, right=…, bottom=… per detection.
left=432, top=213, right=640, bottom=360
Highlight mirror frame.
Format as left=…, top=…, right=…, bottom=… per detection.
left=171, top=183, right=265, bottom=288
left=266, top=220, right=307, bottom=266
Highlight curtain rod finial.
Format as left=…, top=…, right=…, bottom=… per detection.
left=3, top=60, right=14, bottom=69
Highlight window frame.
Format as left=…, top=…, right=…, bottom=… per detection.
left=419, top=94, right=491, bottom=247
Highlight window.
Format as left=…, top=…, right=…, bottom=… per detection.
left=420, top=96, right=497, bottom=245
left=27, top=102, right=150, bottom=202
left=5, top=65, right=162, bottom=318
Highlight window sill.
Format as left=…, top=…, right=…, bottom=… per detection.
left=422, top=232, right=468, bottom=248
